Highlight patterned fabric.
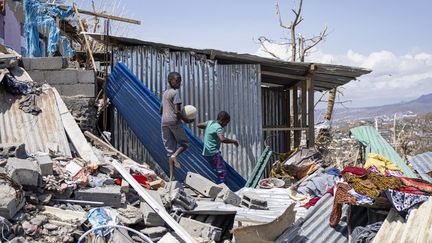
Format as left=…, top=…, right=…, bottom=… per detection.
left=329, top=183, right=357, bottom=227
left=385, top=189, right=430, bottom=219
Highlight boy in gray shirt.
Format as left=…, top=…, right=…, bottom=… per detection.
left=160, top=72, right=194, bottom=180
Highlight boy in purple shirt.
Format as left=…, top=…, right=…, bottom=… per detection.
left=160, top=72, right=194, bottom=180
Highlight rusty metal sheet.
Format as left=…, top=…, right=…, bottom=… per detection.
left=0, top=87, right=71, bottom=156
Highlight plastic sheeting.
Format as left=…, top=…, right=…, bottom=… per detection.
left=350, top=126, right=416, bottom=178
left=106, top=62, right=246, bottom=191
left=23, top=0, right=74, bottom=57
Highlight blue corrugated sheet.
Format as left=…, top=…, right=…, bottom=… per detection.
left=350, top=126, right=416, bottom=178
left=408, top=152, right=432, bottom=183
left=106, top=62, right=246, bottom=191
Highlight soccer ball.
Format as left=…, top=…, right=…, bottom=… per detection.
left=182, top=105, right=197, bottom=120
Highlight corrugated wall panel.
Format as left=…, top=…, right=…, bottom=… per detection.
left=111, top=46, right=262, bottom=178
left=217, top=64, right=262, bottom=178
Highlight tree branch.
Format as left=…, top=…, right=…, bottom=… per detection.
left=258, top=37, right=282, bottom=60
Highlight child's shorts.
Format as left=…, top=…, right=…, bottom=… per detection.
left=204, top=152, right=227, bottom=184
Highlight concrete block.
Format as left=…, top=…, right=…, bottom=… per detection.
left=74, top=185, right=121, bottom=208
left=170, top=188, right=197, bottom=210
left=164, top=180, right=183, bottom=191
left=0, top=178, right=26, bottom=219
left=185, top=172, right=223, bottom=198
left=35, top=154, right=53, bottom=176
left=117, top=204, right=143, bottom=225
left=240, top=194, right=268, bottom=210
left=140, top=226, right=167, bottom=241
left=22, top=57, right=66, bottom=70
left=21, top=58, right=32, bottom=70
left=216, top=188, right=241, bottom=206
left=77, top=70, right=95, bottom=84
left=140, top=189, right=165, bottom=226
left=57, top=84, right=95, bottom=97
left=44, top=70, right=78, bottom=85
left=5, top=158, right=41, bottom=187
left=0, top=144, right=27, bottom=159
left=27, top=70, right=45, bottom=82
left=158, top=232, right=181, bottom=243
left=179, top=217, right=222, bottom=242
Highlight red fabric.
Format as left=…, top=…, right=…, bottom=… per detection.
left=341, top=166, right=367, bottom=177
left=329, top=183, right=357, bottom=227
left=398, top=186, right=427, bottom=195
left=303, top=197, right=320, bottom=209
left=400, top=177, right=432, bottom=193
left=115, top=175, right=151, bottom=189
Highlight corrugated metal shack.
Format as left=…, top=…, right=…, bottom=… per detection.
left=88, top=33, right=371, bottom=178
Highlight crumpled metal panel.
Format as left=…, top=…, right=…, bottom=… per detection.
left=276, top=193, right=350, bottom=243
left=106, top=62, right=246, bottom=191
left=0, top=87, right=71, bottom=156
left=193, top=188, right=308, bottom=224
left=372, top=198, right=432, bottom=243
left=408, top=152, right=432, bottom=183
left=350, top=126, right=416, bottom=178
left=112, top=46, right=263, bottom=179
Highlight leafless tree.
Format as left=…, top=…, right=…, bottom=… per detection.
left=258, top=0, right=328, bottom=62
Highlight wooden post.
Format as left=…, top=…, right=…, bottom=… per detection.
left=292, top=84, right=300, bottom=147
left=306, top=74, right=315, bottom=148
left=286, top=89, right=291, bottom=150
left=73, top=4, right=97, bottom=72
left=301, top=80, right=307, bottom=144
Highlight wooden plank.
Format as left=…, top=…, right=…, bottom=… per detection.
left=301, top=80, right=307, bottom=129
left=73, top=4, right=97, bottom=72
left=111, top=160, right=196, bottom=243
left=53, top=88, right=99, bottom=164
left=84, top=131, right=129, bottom=161
left=261, top=70, right=306, bottom=81
left=307, top=75, right=315, bottom=147
left=59, top=5, right=141, bottom=25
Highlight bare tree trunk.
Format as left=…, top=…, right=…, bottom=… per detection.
left=324, top=88, right=336, bottom=121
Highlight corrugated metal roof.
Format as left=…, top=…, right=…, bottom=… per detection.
left=350, top=126, right=416, bottom=178
left=85, top=32, right=371, bottom=91
left=112, top=46, right=263, bottom=178
left=192, top=188, right=308, bottom=224
left=408, top=152, right=432, bottom=183
left=276, top=193, right=350, bottom=243
left=106, top=62, right=246, bottom=191
left=0, top=87, right=71, bottom=156
left=372, top=198, right=432, bottom=243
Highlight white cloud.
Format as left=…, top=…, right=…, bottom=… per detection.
left=256, top=42, right=432, bottom=107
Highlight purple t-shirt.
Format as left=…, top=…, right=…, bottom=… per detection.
left=161, top=88, right=182, bottom=126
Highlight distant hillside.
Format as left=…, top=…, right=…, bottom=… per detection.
left=319, top=93, right=432, bottom=121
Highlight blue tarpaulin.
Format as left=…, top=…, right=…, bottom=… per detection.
left=106, top=63, right=246, bottom=191
left=23, top=0, right=74, bottom=57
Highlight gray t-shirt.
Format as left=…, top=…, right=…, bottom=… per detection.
left=161, top=88, right=182, bottom=126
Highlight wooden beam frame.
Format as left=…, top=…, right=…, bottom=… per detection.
left=261, top=70, right=306, bottom=81
left=59, top=5, right=141, bottom=25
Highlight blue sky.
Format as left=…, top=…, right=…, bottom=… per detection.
left=76, top=0, right=432, bottom=107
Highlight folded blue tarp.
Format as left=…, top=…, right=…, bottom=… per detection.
left=106, top=63, right=246, bottom=191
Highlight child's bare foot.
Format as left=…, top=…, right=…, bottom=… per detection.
left=170, top=155, right=181, bottom=168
